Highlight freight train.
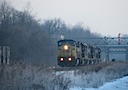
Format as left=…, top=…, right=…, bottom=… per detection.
left=57, top=39, right=101, bottom=67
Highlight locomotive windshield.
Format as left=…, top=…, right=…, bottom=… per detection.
left=58, top=40, right=76, bottom=46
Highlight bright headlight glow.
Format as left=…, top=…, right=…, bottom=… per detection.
left=64, top=45, right=68, bottom=50
left=68, top=58, right=72, bottom=61
left=60, top=58, right=64, bottom=61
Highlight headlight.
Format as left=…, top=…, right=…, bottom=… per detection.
left=64, top=45, right=68, bottom=50
left=68, top=58, right=72, bottom=61
left=60, top=58, right=64, bottom=61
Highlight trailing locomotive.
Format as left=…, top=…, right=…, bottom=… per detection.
left=57, top=39, right=101, bottom=67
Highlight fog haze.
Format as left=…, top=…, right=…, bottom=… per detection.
left=9, top=0, right=128, bottom=36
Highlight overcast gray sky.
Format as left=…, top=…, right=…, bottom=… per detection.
left=9, top=0, right=128, bottom=36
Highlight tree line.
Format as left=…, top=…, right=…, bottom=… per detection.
left=0, top=1, right=102, bottom=66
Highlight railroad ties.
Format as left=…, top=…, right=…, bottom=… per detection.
left=0, top=46, right=10, bottom=64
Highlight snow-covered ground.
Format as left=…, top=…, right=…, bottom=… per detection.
left=70, top=76, right=128, bottom=90
left=55, top=62, right=128, bottom=90
left=1, top=62, right=128, bottom=90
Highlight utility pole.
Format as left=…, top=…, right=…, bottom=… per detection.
left=118, top=33, right=121, bottom=45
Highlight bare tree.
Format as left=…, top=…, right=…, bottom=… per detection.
left=0, top=0, right=12, bottom=29
left=42, top=18, right=65, bottom=35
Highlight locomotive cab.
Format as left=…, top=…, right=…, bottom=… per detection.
left=57, top=39, right=77, bottom=67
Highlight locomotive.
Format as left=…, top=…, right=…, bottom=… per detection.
left=57, top=39, right=101, bottom=67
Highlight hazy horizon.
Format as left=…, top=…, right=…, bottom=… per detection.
left=6, top=0, right=128, bottom=37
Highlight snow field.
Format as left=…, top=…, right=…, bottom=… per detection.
left=0, top=61, right=128, bottom=90
left=70, top=76, right=128, bottom=90
left=55, top=62, right=128, bottom=89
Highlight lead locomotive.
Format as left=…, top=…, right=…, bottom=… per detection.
left=57, top=39, right=101, bottom=67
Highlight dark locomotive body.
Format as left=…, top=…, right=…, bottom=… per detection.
left=57, top=39, right=101, bottom=67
